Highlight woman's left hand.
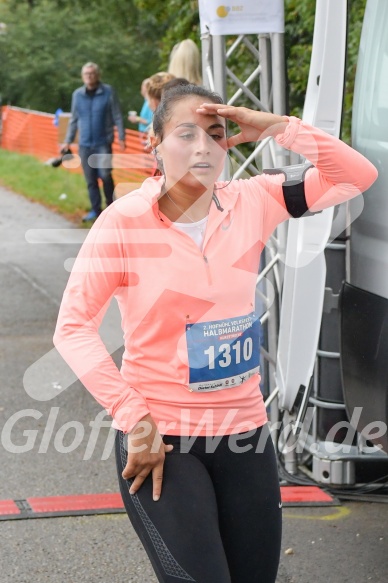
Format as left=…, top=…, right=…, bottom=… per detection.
left=196, top=103, right=287, bottom=148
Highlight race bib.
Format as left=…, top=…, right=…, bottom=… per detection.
left=186, top=312, right=260, bottom=392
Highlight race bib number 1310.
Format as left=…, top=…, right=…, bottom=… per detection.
left=186, top=312, right=260, bottom=392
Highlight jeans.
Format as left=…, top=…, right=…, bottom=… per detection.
left=78, top=144, right=115, bottom=215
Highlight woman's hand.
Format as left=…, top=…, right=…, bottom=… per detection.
left=196, top=103, right=288, bottom=148
left=121, top=414, right=173, bottom=501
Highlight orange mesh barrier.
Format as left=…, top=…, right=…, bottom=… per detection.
left=1, top=106, right=58, bottom=159
left=1, top=106, right=155, bottom=195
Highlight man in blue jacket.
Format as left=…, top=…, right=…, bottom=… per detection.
left=63, top=62, right=125, bottom=221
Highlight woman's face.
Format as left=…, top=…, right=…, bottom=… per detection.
left=158, top=96, right=228, bottom=195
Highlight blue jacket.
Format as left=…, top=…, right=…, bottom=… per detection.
left=65, top=83, right=125, bottom=147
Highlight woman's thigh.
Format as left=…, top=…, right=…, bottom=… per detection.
left=115, top=431, right=232, bottom=583
left=212, top=425, right=282, bottom=583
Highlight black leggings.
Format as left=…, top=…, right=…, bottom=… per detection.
left=115, top=425, right=282, bottom=583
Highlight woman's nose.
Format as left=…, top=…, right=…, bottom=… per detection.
left=195, top=131, right=211, bottom=154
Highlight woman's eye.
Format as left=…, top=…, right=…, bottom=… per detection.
left=180, top=133, right=195, bottom=140
left=211, top=134, right=224, bottom=141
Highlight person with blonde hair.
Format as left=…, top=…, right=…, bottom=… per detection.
left=145, top=72, right=176, bottom=166
left=147, top=71, right=176, bottom=112
left=128, top=78, right=153, bottom=133
left=168, top=38, right=202, bottom=85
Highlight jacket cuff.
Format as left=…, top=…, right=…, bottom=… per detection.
left=108, top=388, right=150, bottom=434
left=274, top=116, right=301, bottom=150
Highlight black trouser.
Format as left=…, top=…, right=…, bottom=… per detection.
left=115, top=425, right=282, bottom=583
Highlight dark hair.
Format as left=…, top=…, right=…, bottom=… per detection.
left=153, top=83, right=224, bottom=139
left=161, top=77, right=190, bottom=93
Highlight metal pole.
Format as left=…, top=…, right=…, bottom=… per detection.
left=259, top=33, right=273, bottom=170
left=212, top=35, right=227, bottom=102
left=271, top=32, right=288, bottom=167
left=200, top=31, right=213, bottom=90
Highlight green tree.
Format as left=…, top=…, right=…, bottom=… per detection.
left=133, top=0, right=200, bottom=64
left=0, top=0, right=162, bottom=112
left=133, top=0, right=368, bottom=142
left=0, top=0, right=369, bottom=142
left=284, top=0, right=367, bottom=142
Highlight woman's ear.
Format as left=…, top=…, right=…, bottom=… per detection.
left=151, top=137, right=164, bottom=161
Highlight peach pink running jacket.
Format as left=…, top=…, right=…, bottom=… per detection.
left=54, top=117, right=378, bottom=436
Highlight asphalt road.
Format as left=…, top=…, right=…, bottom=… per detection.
left=0, top=185, right=387, bottom=583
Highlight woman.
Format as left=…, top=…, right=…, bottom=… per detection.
left=54, top=84, right=377, bottom=583
left=128, top=78, right=154, bottom=134
left=147, top=71, right=176, bottom=112
left=144, top=71, right=176, bottom=162
left=168, top=38, right=203, bottom=85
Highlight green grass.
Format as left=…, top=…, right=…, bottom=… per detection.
left=0, top=150, right=90, bottom=223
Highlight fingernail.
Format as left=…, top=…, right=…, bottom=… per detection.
left=153, top=495, right=160, bottom=502
left=129, top=488, right=135, bottom=495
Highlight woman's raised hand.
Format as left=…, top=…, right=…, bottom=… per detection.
left=121, top=414, right=173, bottom=501
left=197, top=103, right=287, bottom=149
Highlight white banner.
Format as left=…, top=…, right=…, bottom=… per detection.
left=198, top=0, right=284, bottom=35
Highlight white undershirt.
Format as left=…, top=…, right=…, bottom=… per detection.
left=173, top=216, right=209, bottom=251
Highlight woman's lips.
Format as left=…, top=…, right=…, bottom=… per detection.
left=191, top=163, right=212, bottom=169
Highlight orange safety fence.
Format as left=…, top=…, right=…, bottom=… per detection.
left=0, top=106, right=155, bottom=195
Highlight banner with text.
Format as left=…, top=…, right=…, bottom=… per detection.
left=198, top=0, right=284, bottom=35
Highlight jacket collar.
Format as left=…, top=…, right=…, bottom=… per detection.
left=81, top=82, right=103, bottom=95
left=136, top=175, right=238, bottom=210
left=140, top=176, right=239, bottom=241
